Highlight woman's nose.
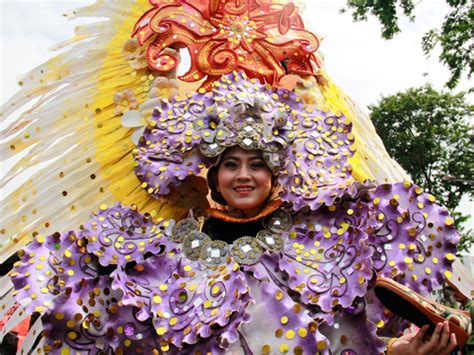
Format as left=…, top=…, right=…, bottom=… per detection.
left=236, top=166, right=251, bottom=180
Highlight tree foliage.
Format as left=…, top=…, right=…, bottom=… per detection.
left=343, top=0, right=473, bottom=88
left=370, top=85, right=473, bottom=251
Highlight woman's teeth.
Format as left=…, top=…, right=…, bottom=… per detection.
left=235, top=187, right=253, bottom=191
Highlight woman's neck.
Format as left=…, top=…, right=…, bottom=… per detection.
left=227, top=206, right=262, bottom=219
left=207, top=200, right=283, bottom=223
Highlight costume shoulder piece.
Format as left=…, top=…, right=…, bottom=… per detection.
left=0, top=0, right=461, bottom=354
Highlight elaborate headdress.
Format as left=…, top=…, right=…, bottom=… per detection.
left=133, top=0, right=320, bottom=89
left=134, top=72, right=356, bottom=211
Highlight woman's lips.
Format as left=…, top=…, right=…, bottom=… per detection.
left=234, top=186, right=254, bottom=195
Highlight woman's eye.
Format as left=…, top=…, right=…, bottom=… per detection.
left=251, top=162, right=266, bottom=169
left=223, top=162, right=238, bottom=169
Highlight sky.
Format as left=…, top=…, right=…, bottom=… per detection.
left=0, top=0, right=472, bottom=246
left=1, top=0, right=470, bottom=105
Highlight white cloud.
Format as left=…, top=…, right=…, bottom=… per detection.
left=1, top=0, right=96, bottom=101
left=303, top=0, right=470, bottom=108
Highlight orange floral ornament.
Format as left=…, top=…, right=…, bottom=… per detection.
left=133, top=0, right=320, bottom=90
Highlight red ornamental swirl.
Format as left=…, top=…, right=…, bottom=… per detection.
left=133, top=0, right=320, bottom=90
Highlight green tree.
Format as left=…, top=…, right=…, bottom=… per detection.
left=370, top=85, right=473, bottom=252
left=342, top=0, right=473, bottom=88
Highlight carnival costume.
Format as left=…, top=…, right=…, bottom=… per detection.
left=0, top=1, right=463, bottom=354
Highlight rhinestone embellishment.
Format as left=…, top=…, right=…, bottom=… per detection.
left=170, top=209, right=291, bottom=266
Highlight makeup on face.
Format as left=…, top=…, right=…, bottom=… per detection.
left=217, top=146, right=273, bottom=218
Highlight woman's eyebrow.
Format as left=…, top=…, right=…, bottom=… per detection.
left=222, top=155, right=262, bottom=161
left=221, top=156, right=240, bottom=161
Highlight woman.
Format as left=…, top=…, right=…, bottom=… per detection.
left=204, top=146, right=460, bottom=355
left=5, top=74, right=467, bottom=354
left=201, top=146, right=278, bottom=244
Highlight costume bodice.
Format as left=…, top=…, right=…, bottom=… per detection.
left=202, top=217, right=263, bottom=243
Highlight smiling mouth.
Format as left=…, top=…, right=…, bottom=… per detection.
left=234, top=186, right=254, bottom=194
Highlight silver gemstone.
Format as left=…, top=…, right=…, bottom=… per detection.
left=265, top=237, right=275, bottom=245
left=241, top=244, right=252, bottom=253
left=242, top=138, right=254, bottom=146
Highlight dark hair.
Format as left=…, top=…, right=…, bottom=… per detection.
left=207, top=166, right=228, bottom=205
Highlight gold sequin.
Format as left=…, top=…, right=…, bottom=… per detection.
left=275, top=291, right=283, bottom=301
left=279, top=343, right=289, bottom=353
left=317, top=341, right=327, bottom=350
left=55, top=313, right=65, bottom=320
left=298, top=328, right=308, bottom=338
left=446, top=253, right=455, bottom=261
left=156, top=327, right=167, bottom=335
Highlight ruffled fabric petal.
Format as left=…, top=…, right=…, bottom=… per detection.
left=320, top=307, right=386, bottom=354
left=111, top=253, right=183, bottom=321
left=84, top=203, right=175, bottom=266
left=279, top=203, right=373, bottom=312
left=279, top=110, right=356, bottom=211
left=367, top=181, right=459, bottom=294
left=150, top=258, right=251, bottom=350
left=239, top=263, right=331, bottom=353
left=10, top=231, right=100, bottom=314
left=41, top=277, right=157, bottom=354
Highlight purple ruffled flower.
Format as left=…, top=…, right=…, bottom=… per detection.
left=111, top=253, right=182, bottom=321
left=150, top=258, right=252, bottom=349
left=278, top=112, right=356, bottom=211
left=239, top=266, right=332, bottom=353
left=366, top=181, right=459, bottom=294
left=41, top=277, right=157, bottom=354
left=320, top=307, right=386, bottom=354
left=10, top=231, right=100, bottom=313
left=84, top=203, right=176, bottom=266
left=279, top=203, right=373, bottom=313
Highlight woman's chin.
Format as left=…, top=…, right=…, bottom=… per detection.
left=229, top=200, right=266, bottom=216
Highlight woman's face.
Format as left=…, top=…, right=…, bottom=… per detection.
left=217, top=146, right=273, bottom=218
